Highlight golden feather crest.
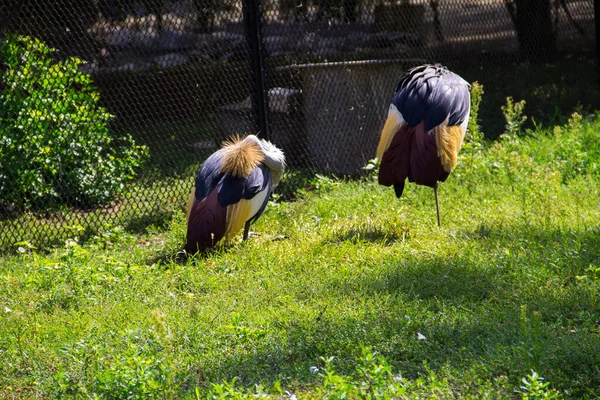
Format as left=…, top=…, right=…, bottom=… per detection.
left=220, top=134, right=265, bottom=177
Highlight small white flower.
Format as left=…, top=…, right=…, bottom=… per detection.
left=5, top=307, right=12, bottom=313
left=393, top=374, right=403, bottom=382
left=309, top=366, right=319, bottom=374
left=417, top=332, right=426, bottom=340
left=17, top=247, right=26, bottom=253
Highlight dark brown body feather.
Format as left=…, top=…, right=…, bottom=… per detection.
left=185, top=187, right=227, bottom=252
left=379, top=123, right=449, bottom=197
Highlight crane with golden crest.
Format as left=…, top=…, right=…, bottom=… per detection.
left=376, top=64, right=471, bottom=226
left=185, top=134, right=286, bottom=252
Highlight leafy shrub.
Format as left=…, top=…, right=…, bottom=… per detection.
left=550, top=112, right=600, bottom=182
left=0, top=34, right=148, bottom=212
left=492, top=111, right=600, bottom=183
left=460, top=81, right=486, bottom=161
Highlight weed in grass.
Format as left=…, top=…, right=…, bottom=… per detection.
left=501, top=96, right=528, bottom=140
left=466, top=81, right=485, bottom=145
left=92, top=344, right=169, bottom=399
left=517, top=370, right=561, bottom=400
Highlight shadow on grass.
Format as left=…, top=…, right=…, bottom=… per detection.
left=146, top=239, right=243, bottom=267
left=189, top=225, right=600, bottom=397
left=274, top=168, right=317, bottom=201
left=123, top=209, right=174, bottom=234
left=323, top=226, right=401, bottom=246
left=364, top=255, right=497, bottom=302
left=148, top=249, right=189, bottom=267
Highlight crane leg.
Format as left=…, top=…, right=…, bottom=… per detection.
left=243, top=220, right=251, bottom=240
left=434, top=183, right=441, bottom=227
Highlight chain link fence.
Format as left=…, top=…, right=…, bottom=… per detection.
left=0, top=0, right=597, bottom=250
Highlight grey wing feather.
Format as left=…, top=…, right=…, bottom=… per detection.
left=392, top=64, right=470, bottom=131
left=194, top=149, right=227, bottom=201
left=246, top=171, right=273, bottom=226
left=194, top=149, right=270, bottom=208
left=217, top=164, right=269, bottom=207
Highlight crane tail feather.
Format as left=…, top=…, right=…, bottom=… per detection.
left=185, top=188, right=227, bottom=252
left=409, top=123, right=449, bottom=187
left=376, top=104, right=405, bottom=160
left=378, top=124, right=414, bottom=195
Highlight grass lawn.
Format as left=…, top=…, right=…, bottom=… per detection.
left=1, top=112, right=600, bottom=398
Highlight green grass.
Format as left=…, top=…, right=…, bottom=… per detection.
left=2, top=113, right=600, bottom=399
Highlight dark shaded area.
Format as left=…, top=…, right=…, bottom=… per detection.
left=506, top=0, right=557, bottom=62
left=454, top=54, right=600, bottom=138
left=323, top=226, right=401, bottom=245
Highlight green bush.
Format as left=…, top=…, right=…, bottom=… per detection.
left=0, top=34, right=148, bottom=212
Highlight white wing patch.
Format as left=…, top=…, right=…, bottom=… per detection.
left=248, top=186, right=269, bottom=219
left=459, top=102, right=471, bottom=138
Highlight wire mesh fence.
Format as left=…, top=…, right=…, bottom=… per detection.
left=0, top=0, right=597, bottom=250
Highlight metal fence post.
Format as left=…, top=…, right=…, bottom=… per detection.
left=243, top=0, right=270, bottom=140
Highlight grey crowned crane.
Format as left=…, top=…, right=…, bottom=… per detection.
left=185, top=135, right=286, bottom=252
left=376, top=64, right=471, bottom=226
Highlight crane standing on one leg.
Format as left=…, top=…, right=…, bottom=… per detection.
left=376, top=64, right=471, bottom=226
left=185, top=134, right=286, bottom=253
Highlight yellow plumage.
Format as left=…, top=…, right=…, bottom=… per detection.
left=435, top=125, right=465, bottom=172
left=376, top=105, right=404, bottom=161
left=221, top=135, right=265, bottom=177
left=225, top=200, right=252, bottom=240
